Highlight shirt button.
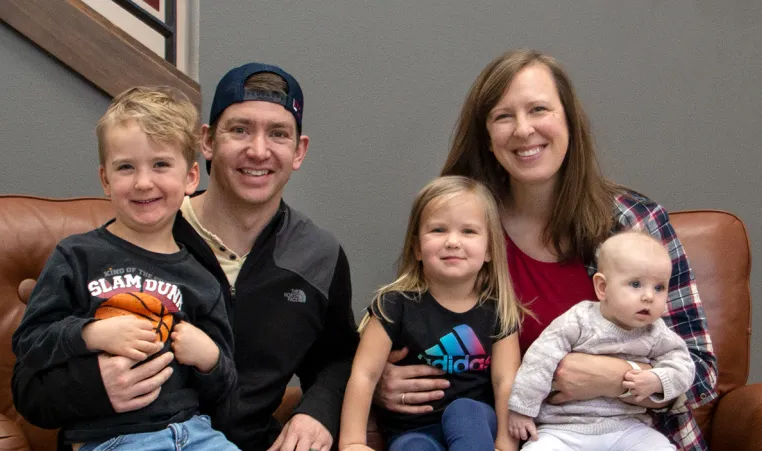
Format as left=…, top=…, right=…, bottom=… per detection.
left=219, top=246, right=226, bottom=252
left=700, top=393, right=706, bottom=399
left=229, top=255, right=236, bottom=260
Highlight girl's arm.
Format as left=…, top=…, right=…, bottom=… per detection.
left=339, top=316, right=393, bottom=450
left=492, top=333, right=521, bottom=451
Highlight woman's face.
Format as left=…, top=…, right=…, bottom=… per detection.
left=486, top=63, right=569, bottom=191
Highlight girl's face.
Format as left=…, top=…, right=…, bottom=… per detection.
left=415, top=192, right=491, bottom=290
left=486, top=63, right=569, bottom=191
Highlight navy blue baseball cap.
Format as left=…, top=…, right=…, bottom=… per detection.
left=208, top=62, right=304, bottom=131
left=206, top=62, right=304, bottom=174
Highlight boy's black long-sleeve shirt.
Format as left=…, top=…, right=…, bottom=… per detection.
left=12, top=202, right=359, bottom=450
left=11, top=226, right=236, bottom=444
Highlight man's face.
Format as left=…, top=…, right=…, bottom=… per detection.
left=202, top=101, right=308, bottom=212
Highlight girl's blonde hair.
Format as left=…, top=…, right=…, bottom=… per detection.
left=360, top=176, right=528, bottom=338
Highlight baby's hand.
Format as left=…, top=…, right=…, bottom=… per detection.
left=171, top=321, right=219, bottom=373
left=82, top=315, right=161, bottom=360
left=508, top=411, right=538, bottom=442
left=622, top=369, right=663, bottom=402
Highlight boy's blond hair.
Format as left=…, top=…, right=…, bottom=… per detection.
left=360, top=176, right=530, bottom=339
left=96, top=86, right=199, bottom=167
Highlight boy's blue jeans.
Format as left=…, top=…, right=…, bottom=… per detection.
left=388, top=398, right=497, bottom=451
left=78, top=415, right=239, bottom=450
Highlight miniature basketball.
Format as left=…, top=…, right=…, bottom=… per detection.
left=95, top=292, right=175, bottom=342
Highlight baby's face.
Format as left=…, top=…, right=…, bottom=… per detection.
left=600, top=244, right=672, bottom=330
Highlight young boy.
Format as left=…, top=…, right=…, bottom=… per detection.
left=507, top=231, right=695, bottom=451
left=12, top=86, right=239, bottom=450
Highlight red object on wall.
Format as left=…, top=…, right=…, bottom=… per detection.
left=144, top=0, right=160, bottom=11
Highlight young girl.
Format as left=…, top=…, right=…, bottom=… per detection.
left=339, top=176, right=527, bottom=451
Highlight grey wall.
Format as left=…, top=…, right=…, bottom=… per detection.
left=1, top=24, right=110, bottom=197
left=200, top=1, right=762, bottom=382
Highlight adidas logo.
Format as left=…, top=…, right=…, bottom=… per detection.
left=417, top=324, right=490, bottom=374
left=284, top=289, right=307, bottom=303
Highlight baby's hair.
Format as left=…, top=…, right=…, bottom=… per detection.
left=359, top=175, right=528, bottom=338
left=596, top=229, right=670, bottom=273
left=96, top=86, right=199, bottom=168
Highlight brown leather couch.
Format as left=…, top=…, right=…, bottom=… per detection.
left=0, top=195, right=758, bottom=450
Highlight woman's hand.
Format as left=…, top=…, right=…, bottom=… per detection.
left=373, top=347, right=450, bottom=414
left=546, top=353, right=634, bottom=404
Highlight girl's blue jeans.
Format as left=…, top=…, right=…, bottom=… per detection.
left=388, top=398, right=497, bottom=451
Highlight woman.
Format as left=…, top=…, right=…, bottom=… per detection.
left=376, top=49, right=717, bottom=450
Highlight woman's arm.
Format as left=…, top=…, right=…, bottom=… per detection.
left=492, top=333, right=521, bottom=451
left=339, top=317, right=393, bottom=450
left=548, top=353, right=669, bottom=408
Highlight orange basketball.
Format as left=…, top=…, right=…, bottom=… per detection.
left=95, top=292, right=175, bottom=342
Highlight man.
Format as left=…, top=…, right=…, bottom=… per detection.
left=13, top=63, right=359, bottom=451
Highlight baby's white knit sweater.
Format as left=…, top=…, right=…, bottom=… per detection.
left=509, top=301, right=695, bottom=435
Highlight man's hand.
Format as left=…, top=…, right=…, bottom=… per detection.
left=83, top=316, right=162, bottom=361
left=170, top=321, right=219, bottom=373
left=546, top=353, right=633, bottom=404
left=507, top=411, right=538, bottom=442
left=98, top=351, right=174, bottom=412
left=622, top=369, right=662, bottom=402
left=373, top=347, right=449, bottom=414
left=267, top=413, right=332, bottom=451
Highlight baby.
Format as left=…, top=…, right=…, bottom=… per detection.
left=507, top=230, right=695, bottom=451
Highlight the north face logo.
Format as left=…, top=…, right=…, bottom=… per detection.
left=417, top=324, right=490, bottom=373
left=284, top=289, right=307, bottom=303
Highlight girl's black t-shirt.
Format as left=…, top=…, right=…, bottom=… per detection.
left=369, top=290, right=514, bottom=435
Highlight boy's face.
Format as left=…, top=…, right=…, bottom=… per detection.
left=99, top=121, right=199, bottom=239
left=594, top=241, right=672, bottom=330
left=200, top=101, right=308, bottom=212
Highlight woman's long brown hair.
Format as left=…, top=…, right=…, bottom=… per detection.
left=442, top=49, right=619, bottom=263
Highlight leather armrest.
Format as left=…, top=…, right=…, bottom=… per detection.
left=0, top=414, right=31, bottom=451
left=365, top=409, right=385, bottom=451
left=710, top=383, right=762, bottom=450
left=274, top=386, right=303, bottom=425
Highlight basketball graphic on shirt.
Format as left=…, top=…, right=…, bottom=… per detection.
left=95, top=292, right=175, bottom=342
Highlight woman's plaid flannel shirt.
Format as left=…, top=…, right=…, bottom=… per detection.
left=585, top=191, right=718, bottom=450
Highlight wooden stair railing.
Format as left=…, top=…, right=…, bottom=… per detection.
left=0, top=0, right=200, bottom=110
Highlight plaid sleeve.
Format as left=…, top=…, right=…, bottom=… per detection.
left=612, top=192, right=718, bottom=412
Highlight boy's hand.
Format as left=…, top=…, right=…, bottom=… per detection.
left=622, top=369, right=663, bottom=402
left=508, top=411, right=538, bottom=442
left=82, top=315, right=161, bottom=361
left=170, top=321, right=219, bottom=373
